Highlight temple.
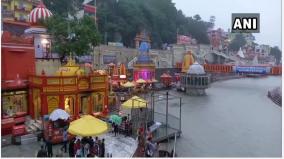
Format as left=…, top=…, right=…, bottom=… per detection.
left=181, top=62, right=210, bottom=96
left=133, top=41, right=156, bottom=81
left=29, top=56, right=109, bottom=119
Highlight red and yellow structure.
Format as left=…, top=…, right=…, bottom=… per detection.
left=271, top=66, right=282, bottom=75
left=203, top=64, right=233, bottom=73
left=29, top=57, right=109, bottom=119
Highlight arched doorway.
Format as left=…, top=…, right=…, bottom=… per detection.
left=64, top=96, right=75, bottom=115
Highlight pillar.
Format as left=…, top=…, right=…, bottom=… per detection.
left=41, top=94, right=48, bottom=116
left=59, top=94, right=64, bottom=110
left=75, top=94, right=79, bottom=118
left=28, top=88, right=34, bottom=118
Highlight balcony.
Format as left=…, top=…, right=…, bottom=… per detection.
left=14, top=5, right=31, bottom=13
left=2, top=10, right=14, bottom=19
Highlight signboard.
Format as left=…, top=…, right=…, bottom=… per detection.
left=103, top=55, right=116, bottom=64
left=235, top=66, right=269, bottom=74
left=108, top=42, right=124, bottom=47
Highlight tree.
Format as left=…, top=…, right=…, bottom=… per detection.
left=209, top=16, right=216, bottom=28
left=43, top=15, right=101, bottom=56
left=193, top=14, right=201, bottom=21
left=97, top=0, right=212, bottom=48
left=270, top=46, right=282, bottom=65
left=43, top=0, right=84, bottom=18
left=228, top=33, right=246, bottom=51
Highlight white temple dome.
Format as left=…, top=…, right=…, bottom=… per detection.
left=187, top=62, right=205, bottom=74
left=29, top=2, right=52, bottom=24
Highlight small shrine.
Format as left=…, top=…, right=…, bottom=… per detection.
left=29, top=55, right=109, bottom=119
left=180, top=62, right=210, bottom=96
left=133, top=42, right=156, bottom=81
left=25, top=1, right=53, bottom=58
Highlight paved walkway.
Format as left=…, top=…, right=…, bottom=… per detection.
left=1, top=133, right=137, bottom=157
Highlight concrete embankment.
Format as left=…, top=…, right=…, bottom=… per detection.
left=210, top=73, right=246, bottom=83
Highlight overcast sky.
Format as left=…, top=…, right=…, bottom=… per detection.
left=172, top=0, right=281, bottom=48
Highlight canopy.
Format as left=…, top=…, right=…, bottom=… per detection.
left=109, top=114, right=122, bottom=125
left=122, top=96, right=147, bottom=109
left=68, top=115, right=108, bottom=137
left=122, top=81, right=135, bottom=88
left=49, top=109, right=70, bottom=121
left=136, top=78, right=146, bottom=84
left=160, top=73, right=172, bottom=78
left=151, top=79, right=158, bottom=83
left=111, top=80, right=118, bottom=85
left=107, top=63, right=115, bottom=67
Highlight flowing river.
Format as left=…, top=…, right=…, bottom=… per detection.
left=156, top=76, right=281, bottom=157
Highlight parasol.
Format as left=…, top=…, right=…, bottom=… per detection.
left=49, top=109, right=70, bottom=121
left=121, top=96, right=147, bottom=109
left=68, top=115, right=108, bottom=137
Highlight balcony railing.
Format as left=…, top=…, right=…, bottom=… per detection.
left=2, top=10, right=14, bottom=19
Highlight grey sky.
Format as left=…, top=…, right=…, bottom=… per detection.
left=172, top=0, right=281, bottom=48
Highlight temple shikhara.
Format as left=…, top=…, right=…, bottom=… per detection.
left=133, top=41, right=156, bottom=81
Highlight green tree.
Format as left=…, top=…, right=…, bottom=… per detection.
left=43, top=0, right=84, bottom=18
left=97, top=0, right=211, bottom=48
left=193, top=14, right=201, bottom=21
left=43, top=15, right=101, bottom=56
left=228, top=33, right=246, bottom=51
left=270, top=46, right=282, bottom=65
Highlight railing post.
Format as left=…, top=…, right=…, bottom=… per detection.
left=179, top=97, right=182, bottom=133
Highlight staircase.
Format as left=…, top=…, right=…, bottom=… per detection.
left=22, top=116, right=43, bottom=144
left=128, top=57, right=137, bottom=69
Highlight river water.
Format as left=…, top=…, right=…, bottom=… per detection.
left=156, top=76, right=282, bottom=157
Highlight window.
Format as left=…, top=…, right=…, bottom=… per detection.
left=93, top=93, right=104, bottom=112
left=2, top=91, right=28, bottom=117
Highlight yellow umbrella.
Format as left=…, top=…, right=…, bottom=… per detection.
left=68, top=115, right=108, bottom=137
left=122, top=81, right=135, bottom=88
left=136, top=78, right=146, bottom=84
left=121, top=96, right=147, bottom=109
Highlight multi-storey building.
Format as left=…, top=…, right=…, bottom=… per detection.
left=207, top=28, right=229, bottom=51
left=2, top=0, right=40, bottom=22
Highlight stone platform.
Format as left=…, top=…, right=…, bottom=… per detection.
left=1, top=133, right=137, bottom=157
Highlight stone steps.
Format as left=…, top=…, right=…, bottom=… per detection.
left=21, top=133, right=38, bottom=145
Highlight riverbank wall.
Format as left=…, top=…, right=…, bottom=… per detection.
left=210, top=73, right=246, bottom=83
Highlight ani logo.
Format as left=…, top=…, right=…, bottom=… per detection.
left=231, top=13, right=260, bottom=33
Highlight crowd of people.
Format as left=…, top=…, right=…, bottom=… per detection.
left=70, top=136, right=106, bottom=157
left=37, top=133, right=107, bottom=157
left=137, top=124, right=158, bottom=157
left=37, top=115, right=159, bottom=158
left=111, top=116, right=132, bottom=137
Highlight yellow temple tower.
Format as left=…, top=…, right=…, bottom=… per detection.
left=181, top=51, right=195, bottom=73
